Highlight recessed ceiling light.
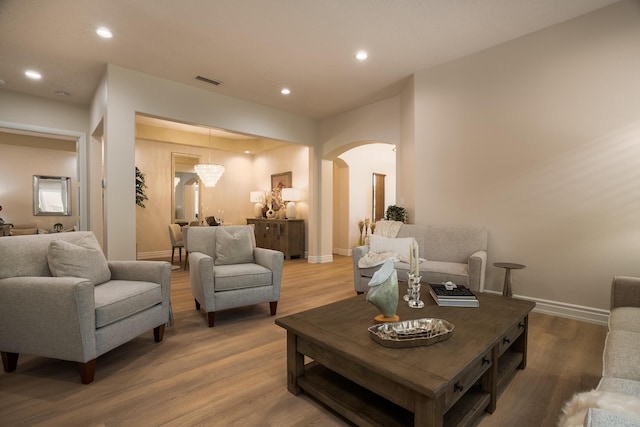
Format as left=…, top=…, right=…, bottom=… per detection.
left=244, top=150, right=250, bottom=154
left=281, top=88, right=291, bottom=95
left=25, top=70, right=42, bottom=80
left=96, top=27, right=113, bottom=39
left=355, top=50, right=368, bottom=61
left=55, top=90, right=71, bottom=97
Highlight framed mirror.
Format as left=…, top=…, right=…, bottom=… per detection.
left=372, top=173, right=386, bottom=221
left=33, top=175, right=72, bottom=216
left=172, top=153, right=202, bottom=226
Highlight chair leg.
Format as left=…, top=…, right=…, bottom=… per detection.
left=194, top=299, right=200, bottom=310
left=171, top=247, right=175, bottom=264
left=270, top=301, right=278, bottom=316
left=1, top=351, right=19, bottom=372
left=184, top=251, right=189, bottom=270
left=154, top=324, right=165, bottom=342
left=207, top=312, right=215, bottom=327
left=78, top=359, right=96, bottom=384
left=178, top=247, right=182, bottom=264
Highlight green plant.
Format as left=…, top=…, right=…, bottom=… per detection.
left=385, top=205, right=407, bottom=223
left=136, top=167, right=148, bottom=208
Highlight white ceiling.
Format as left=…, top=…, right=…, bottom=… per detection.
left=0, top=0, right=621, bottom=120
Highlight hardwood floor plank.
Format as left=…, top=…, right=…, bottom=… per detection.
left=0, top=255, right=606, bottom=426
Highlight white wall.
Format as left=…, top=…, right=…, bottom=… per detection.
left=411, top=0, right=640, bottom=316
left=338, top=143, right=396, bottom=249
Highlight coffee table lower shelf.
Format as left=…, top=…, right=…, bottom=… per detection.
left=298, top=362, right=492, bottom=427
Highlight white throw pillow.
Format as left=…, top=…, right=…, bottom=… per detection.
left=47, top=236, right=111, bottom=285
left=215, top=227, right=254, bottom=265
left=369, top=234, right=415, bottom=260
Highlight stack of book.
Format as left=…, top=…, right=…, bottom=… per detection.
left=429, top=283, right=479, bottom=307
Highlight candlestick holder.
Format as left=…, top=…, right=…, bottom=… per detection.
left=404, top=272, right=415, bottom=302
left=408, top=275, right=424, bottom=309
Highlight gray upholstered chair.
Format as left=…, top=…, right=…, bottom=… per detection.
left=187, top=225, right=284, bottom=327
left=0, top=231, right=171, bottom=383
left=168, top=224, right=184, bottom=267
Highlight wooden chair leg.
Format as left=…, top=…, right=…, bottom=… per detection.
left=78, top=359, right=96, bottom=384
left=270, top=301, right=278, bottom=316
left=154, top=324, right=165, bottom=342
left=207, top=312, right=215, bottom=327
left=178, top=247, right=182, bottom=265
left=1, top=351, right=19, bottom=372
left=194, top=299, right=200, bottom=310
left=171, top=247, right=175, bottom=264
left=184, top=252, right=189, bottom=270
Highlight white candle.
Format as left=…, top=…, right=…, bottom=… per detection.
left=409, top=241, right=414, bottom=274
left=414, top=242, right=419, bottom=276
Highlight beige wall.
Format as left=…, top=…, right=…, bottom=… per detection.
left=135, top=138, right=310, bottom=257
left=411, top=0, right=640, bottom=315
left=0, top=141, right=77, bottom=231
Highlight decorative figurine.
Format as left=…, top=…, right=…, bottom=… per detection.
left=366, top=258, right=400, bottom=323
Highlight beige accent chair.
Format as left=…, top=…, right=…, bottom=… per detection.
left=188, top=225, right=284, bottom=327
left=0, top=231, right=171, bottom=383
left=168, top=224, right=184, bottom=267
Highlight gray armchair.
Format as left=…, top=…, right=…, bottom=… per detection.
left=187, top=225, right=284, bottom=327
left=0, top=231, right=171, bottom=384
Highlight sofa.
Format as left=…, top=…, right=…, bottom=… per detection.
left=0, top=231, right=172, bottom=383
left=352, top=223, right=488, bottom=294
left=558, top=276, right=640, bottom=426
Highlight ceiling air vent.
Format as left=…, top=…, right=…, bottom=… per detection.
left=195, top=75, right=223, bottom=86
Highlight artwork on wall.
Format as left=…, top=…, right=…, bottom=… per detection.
left=271, top=171, right=292, bottom=190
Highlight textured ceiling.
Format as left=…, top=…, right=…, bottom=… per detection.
left=0, top=0, right=621, bottom=120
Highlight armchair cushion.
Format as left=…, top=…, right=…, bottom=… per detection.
left=214, top=227, right=254, bottom=265
left=213, top=263, right=273, bottom=291
left=47, top=236, right=111, bottom=285
left=94, top=280, right=162, bottom=328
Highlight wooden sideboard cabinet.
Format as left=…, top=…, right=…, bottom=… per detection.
left=246, top=218, right=304, bottom=259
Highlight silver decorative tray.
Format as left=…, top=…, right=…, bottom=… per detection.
left=368, top=318, right=454, bottom=348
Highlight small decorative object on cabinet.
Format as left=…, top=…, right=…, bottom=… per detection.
left=246, top=218, right=304, bottom=259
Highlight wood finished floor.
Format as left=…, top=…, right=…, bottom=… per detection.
left=0, top=255, right=607, bottom=427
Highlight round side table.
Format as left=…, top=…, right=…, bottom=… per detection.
left=494, top=262, right=526, bottom=297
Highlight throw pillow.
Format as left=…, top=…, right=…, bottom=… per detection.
left=47, top=236, right=111, bottom=285
left=215, top=227, right=254, bottom=265
left=369, top=234, right=415, bottom=260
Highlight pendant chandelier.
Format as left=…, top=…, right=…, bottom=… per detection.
left=196, top=129, right=225, bottom=187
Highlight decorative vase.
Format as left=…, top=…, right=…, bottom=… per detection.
left=366, top=258, right=399, bottom=323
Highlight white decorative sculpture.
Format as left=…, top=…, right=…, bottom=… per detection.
left=366, top=258, right=400, bottom=323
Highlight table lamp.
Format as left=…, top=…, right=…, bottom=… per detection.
left=281, top=188, right=301, bottom=219
left=250, top=191, right=264, bottom=218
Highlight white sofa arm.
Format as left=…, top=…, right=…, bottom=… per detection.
left=611, top=276, right=640, bottom=309
left=0, top=276, right=97, bottom=362
left=352, top=245, right=370, bottom=294
left=468, top=250, right=487, bottom=292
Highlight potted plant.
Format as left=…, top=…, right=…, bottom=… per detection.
left=136, top=167, right=148, bottom=208
left=385, top=205, right=407, bottom=223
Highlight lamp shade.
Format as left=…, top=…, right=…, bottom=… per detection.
left=249, top=191, right=263, bottom=203
left=194, top=163, right=225, bottom=187
left=281, top=187, right=301, bottom=202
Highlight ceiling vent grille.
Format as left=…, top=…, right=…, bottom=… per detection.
left=195, top=75, right=223, bottom=86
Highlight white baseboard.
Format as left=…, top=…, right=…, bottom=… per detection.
left=483, top=290, right=609, bottom=325
left=333, top=247, right=352, bottom=256
left=308, top=254, right=334, bottom=264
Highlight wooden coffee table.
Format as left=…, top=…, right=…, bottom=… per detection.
left=276, top=291, right=535, bottom=427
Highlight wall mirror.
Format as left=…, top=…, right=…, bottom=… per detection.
left=33, top=175, right=72, bottom=216
left=172, top=153, right=202, bottom=226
